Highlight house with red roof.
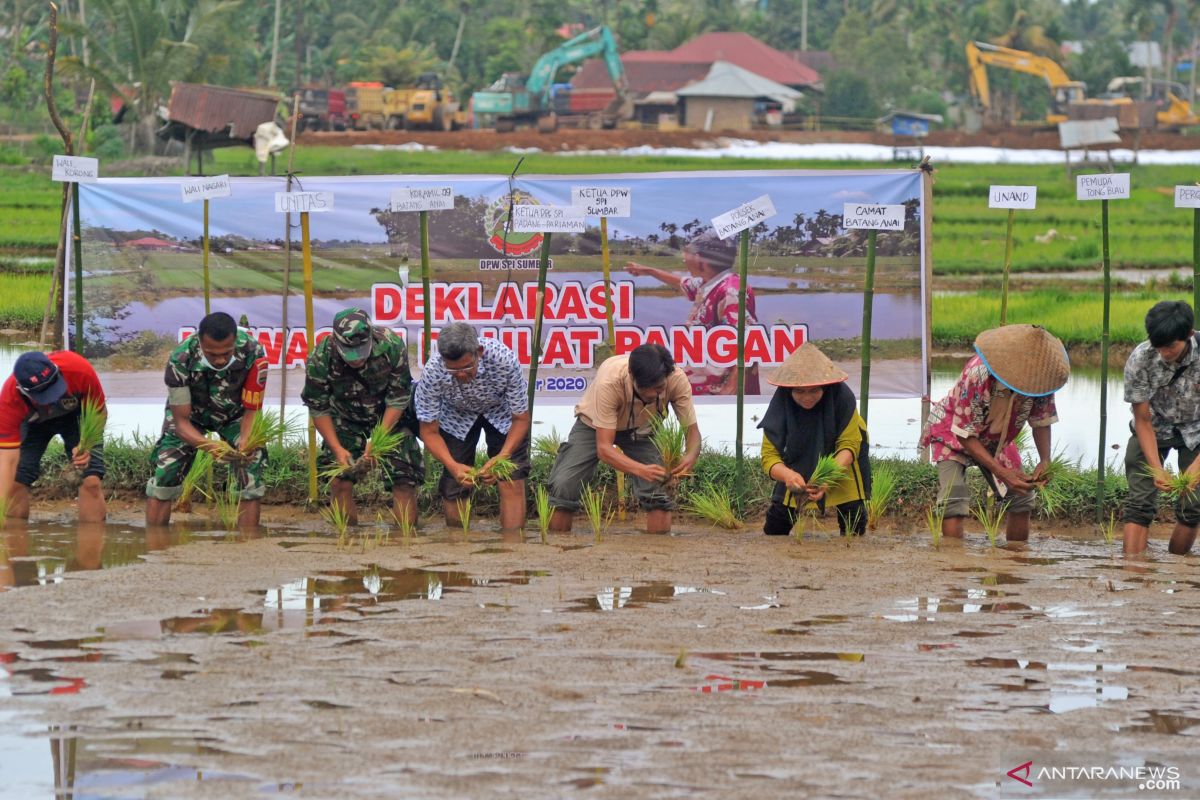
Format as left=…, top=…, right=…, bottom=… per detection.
left=121, top=236, right=180, bottom=250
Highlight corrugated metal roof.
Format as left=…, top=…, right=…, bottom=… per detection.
left=166, top=83, right=282, bottom=140
left=676, top=61, right=803, bottom=111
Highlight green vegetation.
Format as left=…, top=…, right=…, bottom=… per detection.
left=74, top=398, right=105, bottom=459
left=534, top=484, right=552, bottom=544
left=649, top=414, right=687, bottom=478
left=808, top=454, right=848, bottom=490
left=580, top=484, right=613, bottom=543
left=685, top=483, right=741, bottom=530
left=866, top=466, right=896, bottom=530
left=973, top=501, right=1006, bottom=548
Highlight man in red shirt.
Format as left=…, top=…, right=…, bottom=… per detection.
left=0, top=351, right=107, bottom=522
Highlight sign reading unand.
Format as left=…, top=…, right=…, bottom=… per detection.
left=988, top=185, right=1037, bottom=210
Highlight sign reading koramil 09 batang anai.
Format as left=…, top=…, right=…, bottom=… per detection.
left=72, top=170, right=929, bottom=401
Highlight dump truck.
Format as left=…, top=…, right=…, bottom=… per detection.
left=344, top=82, right=408, bottom=130
left=295, top=87, right=346, bottom=132
left=390, top=73, right=465, bottom=130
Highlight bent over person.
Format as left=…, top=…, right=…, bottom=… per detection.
left=759, top=343, right=870, bottom=536
left=547, top=343, right=700, bottom=535
left=0, top=351, right=107, bottom=521
left=145, top=312, right=268, bottom=528
left=921, top=324, right=1070, bottom=543
left=413, top=323, right=530, bottom=531
left=302, top=308, right=423, bottom=527
left=1122, top=301, right=1200, bottom=554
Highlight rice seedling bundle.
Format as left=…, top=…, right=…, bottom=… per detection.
left=74, top=398, right=105, bottom=458
left=466, top=455, right=517, bottom=484
left=648, top=415, right=686, bottom=477
left=214, top=481, right=241, bottom=531
left=320, top=421, right=406, bottom=480
left=1140, top=464, right=1198, bottom=501
left=239, top=410, right=300, bottom=455
left=174, top=448, right=215, bottom=512
left=807, top=454, right=847, bottom=489
left=533, top=429, right=561, bottom=459
left=685, top=483, right=741, bottom=530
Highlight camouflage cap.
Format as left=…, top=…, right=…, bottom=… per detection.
left=332, top=308, right=374, bottom=362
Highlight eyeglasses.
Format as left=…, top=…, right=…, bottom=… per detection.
left=445, top=356, right=478, bottom=376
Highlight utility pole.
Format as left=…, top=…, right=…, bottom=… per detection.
left=801, top=0, right=808, bottom=52
left=268, top=0, right=282, bottom=86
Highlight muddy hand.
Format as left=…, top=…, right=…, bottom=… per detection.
left=70, top=445, right=91, bottom=470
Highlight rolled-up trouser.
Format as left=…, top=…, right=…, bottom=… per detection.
left=145, top=417, right=266, bottom=501
left=317, top=420, right=424, bottom=490
left=547, top=418, right=672, bottom=512
left=935, top=459, right=1036, bottom=518
left=1123, top=432, right=1200, bottom=527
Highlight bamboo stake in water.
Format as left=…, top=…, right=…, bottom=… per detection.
left=1097, top=198, right=1111, bottom=523
left=735, top=229, right=749, bottom=475
left=600, top=216, right=615, bottom=347
left=301, top=212, right=317, bottom=503
left=1193, top=206, right=1200, bottom=315
left=420, top=209, right=432, bottom=361
left=527, top=233, right=553, bottom=413
left=71, top=181, right=82, bottom=351
left=276, top=93, right=301, bottom=442
left=859, top=229, right=877, bottom=422
left=202, top=198, right=211, bottom=314
left=999, top=208, right=1015, bottom=325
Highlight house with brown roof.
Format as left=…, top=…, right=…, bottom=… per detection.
left=570, top=31, right=820, bottom=129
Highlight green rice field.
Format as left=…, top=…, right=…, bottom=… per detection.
left=3, top=150, right=1200, bottom=341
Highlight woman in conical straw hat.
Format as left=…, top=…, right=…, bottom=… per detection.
left=757, top=342, right=871, bottom=536
left=920, top=324, right=1070, bottom=543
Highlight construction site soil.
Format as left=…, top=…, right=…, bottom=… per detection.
left=298, top=126, right=1200, bottom=152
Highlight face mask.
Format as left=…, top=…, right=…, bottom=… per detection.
left=199, top=352, right=237, bottom=373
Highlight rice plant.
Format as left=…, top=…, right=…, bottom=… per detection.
left=214, top=480, right=241, bottom=531
left=791, top=508, right=814, bottom=542
left=237, top=410, right=299, bottom=456
left=1100, top=511, right=1118, bottom=544
left=466, top=455, right=517, bottom=484
left=534, top=484, right=552, bottom=544
left=580, top=484, right=613, bottom=543
left=74, top=398, right=105, bottom=461
left=926, top=503, right=946, bottom=549
left=685, top=483, right=741, bottom=530
left=455, top=496, right=473, bottom=533
left=807, top=454, right=848, bottom=490
left=865, top=466, right=895, bottom=530
left=648, top=414, right=687, bottom=478
left=973, top=501, right=1006, bottom=548
left=320, top=421, right=404, bottom=480
left=390, top=507, right=417, bottom=542
left=533, top=429, right=560, bottom=459
left=322, top=499, right=351, bottom=547
left=0, top=494, right=10, bottom=523
left=175, top=448, right=215, bottom=513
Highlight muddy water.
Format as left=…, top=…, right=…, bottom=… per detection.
left=3, top=514, right=1200, bottom=798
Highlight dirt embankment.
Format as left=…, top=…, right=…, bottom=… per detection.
left=298, top=126, right=1200, bottom=152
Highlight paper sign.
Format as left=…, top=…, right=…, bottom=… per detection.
left=1076, top=173, right=1130, bottom=201
left=842, top=203, right=905, bottom=231
left=511, top=204, right=586, bottom=233
left=181, top=174, right=231, bottom=203
left=51, top=155, right=98, bottom=183
left=274, top=191, right=334, bottom=213
left=711, top=194, right=777, bottom=239
left=989, top=185, right=1037, bottom=210
left=390, top=186, right=455, bottom=212
left=571, top=186, right=632, bottom=217
left=1175, top=186, right=1200, bottom=209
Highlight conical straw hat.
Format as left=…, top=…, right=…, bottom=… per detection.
left=767, top=342, right=849, bottom=387
left=974, top=324, right=1070, bottom=396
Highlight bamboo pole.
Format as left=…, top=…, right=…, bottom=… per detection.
left=1193, top=207, right=1199, bottom=314
left=202, top=198, right=211, bottom=314
left=1000, top=208, right=1015, bottom=325
left=43, top=3, right=71, bottom=349
left=420, top=209, right=432, bottom=360
left=70, top=80, right=93, bottom=353
left=600, top=216, right=615, bottom=351
left=302, top=212, right=317, bottom=503
left=527, top=234, right=553, bottom=414
left=859, top=229, right=877, bottom=422
left=277, top=93, right=301, bottom=438
left=1097, top=199, right=1111, bottom=522
left=735, top=229, right=750, bottom=475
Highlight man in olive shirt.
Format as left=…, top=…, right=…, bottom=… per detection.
left=547, top=343, right=701, bottom=534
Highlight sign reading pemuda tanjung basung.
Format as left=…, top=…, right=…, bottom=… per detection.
left=71, top=170, right=929, bottom=401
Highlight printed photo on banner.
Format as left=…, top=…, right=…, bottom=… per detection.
left=72, top=171, right=927, bottom=402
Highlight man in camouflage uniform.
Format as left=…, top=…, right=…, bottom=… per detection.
left=145, top=311, right=269, bottom=527
left=302, top=307, right=423, bottom=527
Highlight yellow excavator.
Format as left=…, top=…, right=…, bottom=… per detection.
left=965, top=41, right=1198, bottom=128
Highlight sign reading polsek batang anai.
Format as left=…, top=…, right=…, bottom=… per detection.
left=390, top=186, right=455, bottom=212
left=274, top=191, right=334, bottom=213
left=181, top=175, right=231, bottom=203
left=52, top=155, right=99, bottom=183
left=711, top=194, right=777, bottom=239
left=842, top=203, right=905, bottom=231
left=570, top=186, right=632, bottom=217
left=1175, top=186, right=1200, bottom=209
left=511, top=204, right=586, bottom=233
left=1076, top=173, right=1130, bottom=201
left=988, top=185, right=1037, bottom=210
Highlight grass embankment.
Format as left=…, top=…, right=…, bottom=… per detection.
left=3, top=153, right=1198, bottom=336
left=30, top=438, right=1142, bottom=527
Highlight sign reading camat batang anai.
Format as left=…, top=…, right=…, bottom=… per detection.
left=72, top=171, right=929, bottom=401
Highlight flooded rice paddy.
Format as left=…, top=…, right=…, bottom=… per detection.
left=2, top=510, right=1200, bottom=798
